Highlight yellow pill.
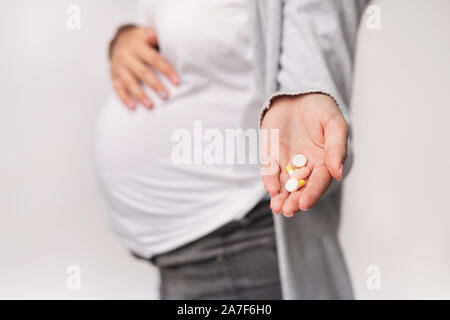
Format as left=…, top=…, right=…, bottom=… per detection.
left=298, top=179, right=306, bottom=188
left=286, top=165, right=295, bottom=176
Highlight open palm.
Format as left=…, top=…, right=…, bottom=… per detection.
left=261, top=93, right=348, bottom=217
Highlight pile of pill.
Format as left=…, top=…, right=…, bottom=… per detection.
left=285, top=154, right=309, bottom=192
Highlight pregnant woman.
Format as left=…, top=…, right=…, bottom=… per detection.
left=95, top=0, right=366, bottom=299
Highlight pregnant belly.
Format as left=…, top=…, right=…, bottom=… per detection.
left=94, top=92, right=255, bottom=179
left=94, top=90, right=263, bottom=217
left=95, top=94, right=175, bottom=176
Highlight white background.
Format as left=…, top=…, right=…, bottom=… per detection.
left=340, top=0, right=450, bottom=299
left=0, top=0, right=449, bottom=299
left=0, top=0, right=158, bottom=299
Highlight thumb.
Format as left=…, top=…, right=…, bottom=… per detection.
left=324, top=117, right=348, bottom=181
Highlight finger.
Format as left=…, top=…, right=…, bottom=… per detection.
left=112, top=77, right=136, bottom=110
left=127, top=54, right=169, bottom=100
left=117, top=67, right=153, bottom=109
left=292, top=166, right=310, bottom=180
left=298, top=164, right=331, bottom=211
left=282, top=165, right=309, bottom=216
left=281, top=166, right=310, bottom=216
left=271, top=168, right=291, bottom=214
left=136, top=43, right=179, bottom=85
left=324, top=116, right=348, bottom=180
left=282, top=191, right=303, bottom=217
left=262, top=157, right=280, bottom=196
left=271, top=191, right=289, bottom=215
left=134, top=27, right=158, bottom=46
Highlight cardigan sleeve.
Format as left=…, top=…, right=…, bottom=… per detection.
left=259, top=0, right=369, bottom=126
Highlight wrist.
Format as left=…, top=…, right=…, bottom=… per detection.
left=265, top=93, right=332, bottom=118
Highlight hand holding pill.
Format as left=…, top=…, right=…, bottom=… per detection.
left=260, top=93, right=349, bottom=217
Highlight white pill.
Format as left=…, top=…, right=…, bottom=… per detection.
left=285, top=178, right=300, bottom=192
left=292, top=154, right=307, bottom=168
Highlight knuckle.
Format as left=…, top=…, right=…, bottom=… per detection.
left=147, top=49, right=158, bottom=61
left=130, top=39, right=142, bottom=49
left=137, top=92, right=146, bottom=101
left=154, top=81, right=164, bottom=91
left=137, top=27, right=148, bottom=37
left=124, top=78, right=134, bottom=87
left=129, top=83, right=139, bottom=94
left=159, top=63, right=170, bottom=74
left=145, top=75, right=158, bottom=87
left=115, top=49, right=127, bottom=61
left=137, top=65, right=148, bottom=77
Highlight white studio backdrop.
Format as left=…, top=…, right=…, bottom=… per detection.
left=0, top=0, right=159, bottom=299
left=340, top=0, right=450, bottom=299
left=1, top=0, right=449, bottom=299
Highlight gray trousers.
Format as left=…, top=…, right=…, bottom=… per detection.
left=148, top=200, right=282, bottom=300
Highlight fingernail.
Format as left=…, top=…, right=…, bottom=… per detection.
left=170, top=75, right=180, bottom=85
left=159, top=90, right=168, bottom=100
left=299, top=200, right=308, bottom=211
left=127, top=101, right=136, bottom=109
left=338, top=163, right=344, bottom=181
left=143, top=99, right=152, bottom=108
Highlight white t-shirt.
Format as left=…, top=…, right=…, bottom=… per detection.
left=94, top=0, right=266, bottom=258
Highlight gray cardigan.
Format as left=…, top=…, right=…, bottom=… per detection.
left=250, top=0, right=368, bottom=299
